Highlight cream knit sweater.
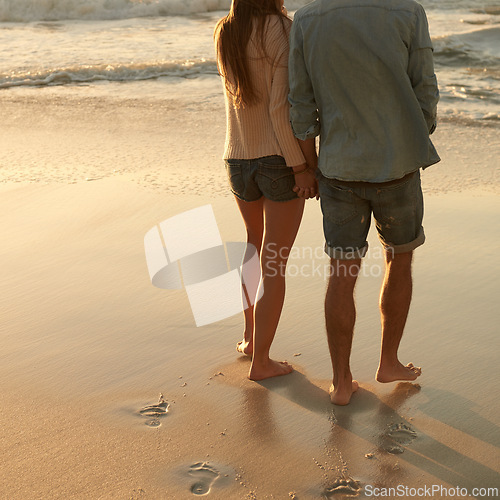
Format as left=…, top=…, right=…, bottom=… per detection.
left=220, top=15, right=306, bottom=168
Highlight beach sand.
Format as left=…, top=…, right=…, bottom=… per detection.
left=1, top=91, right=499, bottom=499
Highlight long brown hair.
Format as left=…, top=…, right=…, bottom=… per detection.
left=214, top=0, right=286, bottom=108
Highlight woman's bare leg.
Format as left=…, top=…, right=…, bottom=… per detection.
left=249, top=197, right=305, bottom=380
left=233, top=196, right=264, bottom=356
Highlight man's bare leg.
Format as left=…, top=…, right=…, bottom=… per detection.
left=376, top=251, right=422, bottom=383
left=325, top=258, right=361, bottom=405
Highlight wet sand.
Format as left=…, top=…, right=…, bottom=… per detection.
left=0, top=93, right=499, bottom=499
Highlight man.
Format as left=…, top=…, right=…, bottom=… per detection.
left=288, top=0, right=440, bottom=405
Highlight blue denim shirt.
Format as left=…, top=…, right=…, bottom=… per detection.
left=289, top=0, right=440, bottom=182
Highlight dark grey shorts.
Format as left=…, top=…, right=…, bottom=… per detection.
left=318, top=170, right=425, bottom=259
left=225, top=155, right=298, bottom=202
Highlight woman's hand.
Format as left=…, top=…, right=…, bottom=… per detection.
left=293, top=166, right=319, bottom=199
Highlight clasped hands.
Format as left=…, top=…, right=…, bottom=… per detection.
left=293, top=164, right=319, bottom=200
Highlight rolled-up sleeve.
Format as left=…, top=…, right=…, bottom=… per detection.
left=288, top=18, right=320, bottom=140
left=408, top=5, right=439, bottom=133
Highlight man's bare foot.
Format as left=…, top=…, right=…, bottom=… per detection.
left=248, top=359, right=293, bottom=381
left=236, top=340, right=253, bottom=356
left=376, top=362, right=422, bottom=383
left=329, top=379, right=359, bottom=405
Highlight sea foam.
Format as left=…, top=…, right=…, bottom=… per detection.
left=0, top=59, right=218, bottom=88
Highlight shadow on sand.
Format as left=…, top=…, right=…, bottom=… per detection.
left=253, top=369, right=500, bottom=494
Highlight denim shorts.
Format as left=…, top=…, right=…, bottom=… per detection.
left=318, top=170, right=425, bottom=259
left=225, top=155, right=298, bottom=202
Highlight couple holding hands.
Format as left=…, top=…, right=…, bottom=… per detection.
left=214, top=0, right=439, bottom=405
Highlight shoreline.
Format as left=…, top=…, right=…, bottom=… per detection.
left=1, top=91, right=499, bottom=195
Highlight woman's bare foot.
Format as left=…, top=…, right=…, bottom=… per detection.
left=329, top=379, right=359, bottom=406
left=236, top=340, right=253, bottom=356
left=376, top=362, right=421, bottom=383
left=248, top=359, right=293, bottom=381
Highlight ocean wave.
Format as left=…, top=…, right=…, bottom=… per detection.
left=471, top=6, right=500, bottom=16
left=0, top=0, right=311, bottom=22
left=0, top=0, right=230, bottom=22
left=0, top=59, right=218, bottom=88
left=439, top=109, right=500, bottom=127
left=433, top=26, right=500, bottom=68
left=412, top=0, right=500, bottom=12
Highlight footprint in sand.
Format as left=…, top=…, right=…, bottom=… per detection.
left=387, top=423, right=417, bottom=445
left=382, top=423, right=418, bottom=454
left=138, top=393, right=170, bottom=427
left=188, top=462, right=220, bottom=496
left=322, top=478, right=362, bottom=498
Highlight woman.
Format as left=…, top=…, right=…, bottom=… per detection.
left=214, top=0, right=317, bottom=380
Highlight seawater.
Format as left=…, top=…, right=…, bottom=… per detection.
left=1, top=0, right=499, bottom=125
